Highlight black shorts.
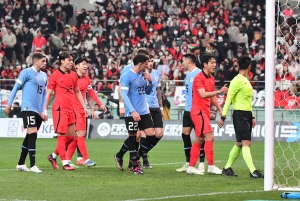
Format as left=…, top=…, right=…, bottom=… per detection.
left=182, top=111, right=194, bottom=128
left=22, top=111, right=43, bottom=130
left=125, top=113, right=154, bottom=134
left=150, top=108, right=163, bottom=128
left=232, top=110, right=253, bottom=142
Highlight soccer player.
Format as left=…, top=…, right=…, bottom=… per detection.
left=4, top=53, right=48, bottom=173
left=47, top=57, right=107, bottom=168
left=187, top=54, right=227, bottom=175
left=176, top=53, right=206, bottom=173
left=138, top=55, right=164, bottom=169
left=218, top=56, right=264, bottom=178
left=45, top=52, right=88, bottom=171
left=115, top=54, right=154, bottom=174
left=114, top=48, right=150, bottom=170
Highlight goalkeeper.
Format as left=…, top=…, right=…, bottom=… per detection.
left=217, top=56, right=264, bottom=178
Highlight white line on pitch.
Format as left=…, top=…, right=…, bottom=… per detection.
left=120, top=190, right=265, bottom=201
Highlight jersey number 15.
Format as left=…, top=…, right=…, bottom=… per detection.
left=37, top=85, right=43, bottom=94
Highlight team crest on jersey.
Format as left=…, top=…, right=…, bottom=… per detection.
left=155, top=77, right=158, bottom=82
left=190, top=77, right=194, bottom=82
left=44, top=77, right=47, bottom=83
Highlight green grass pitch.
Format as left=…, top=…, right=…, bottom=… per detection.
left=0, top=138, right=294, bottom=201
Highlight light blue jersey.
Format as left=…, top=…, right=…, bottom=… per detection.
left=120, top=69, right=153, bottom=117
left=120, top=63, right=134, bottom=75
left=8, top=67, right=48, bottom=115
left=185, top=67, right=201, bottom=112
left=146, top=69, right=161, bottom=109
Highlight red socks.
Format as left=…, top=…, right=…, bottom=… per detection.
left=77, top=136, right=89, bottom=161
left=189, top=142, right=201, bottom=167
left=66, top=136, right=77, bottom=160
left=57, top=136, right=67, bottom=160
left=204, top=140, right=214, bottom=165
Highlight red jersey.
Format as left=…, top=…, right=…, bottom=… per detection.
left=191, top=71, right=215, bottom=116
left=73, top=74, right=103, bottom=112
left=48, top=69, right=78, bottom=111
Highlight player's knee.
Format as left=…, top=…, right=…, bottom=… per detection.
left=242, top=140, right=251, bottom=147
left=76, top=130, right=86, bottom=137
left=155, top=128, right=164, bottom=138
left=236, top=142, right=242, bottom=148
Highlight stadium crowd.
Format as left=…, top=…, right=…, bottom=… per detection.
left=0, top=0, right=279, bottom=95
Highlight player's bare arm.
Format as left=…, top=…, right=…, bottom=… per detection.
left=118, top=83, right=125, bottom=117
left=211, top=96, right=222, bottom=115
left=74, top=86, right=88, bottom=116
left=87, top=96, right=96, bottom=120
left=87, top=86, right=107, bottom=113
left=197, top=84, right=228, bottom=99
left=44, top=89, right=53, bottom=112
left=156, top=86, right=164, bottom=118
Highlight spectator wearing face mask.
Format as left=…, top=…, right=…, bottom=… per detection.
left=8, top=102, right=22, bottom=118
left=84, top=32, right=97, bottom=50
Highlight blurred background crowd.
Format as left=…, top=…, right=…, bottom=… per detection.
left=0, top=0, right=293, bottom=97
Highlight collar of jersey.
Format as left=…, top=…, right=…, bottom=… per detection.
left=202, top=70, right=211, bottom=78
left=77, top=73, right=84, bottom=78
left=58, top=68, right=70, bottom=74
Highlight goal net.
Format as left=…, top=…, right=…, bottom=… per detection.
left=274, top=0, right=300, bottom=190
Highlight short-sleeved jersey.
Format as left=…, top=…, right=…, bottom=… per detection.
left=120, top=63, right=134, bottom=75
left=48, top=68, right=78, bottom=111
left=222, top=74, right=253, bottom=116
left=9, top=67, right=48, bottom=114
left=73, top=74, right=102, bottom=112
left=185, top=67, right=201, bottom=112
left=191, top=71, right=215, bottom=116
left=146, top=69, right=161, bottom=109
left=120, top=69, right=149, bottom=116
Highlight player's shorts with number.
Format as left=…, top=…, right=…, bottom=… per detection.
left=75, top=112, right=86, bottom=131
left=22, top=111, right=43, bottom=129
left=52, top=106, right=76, bottom=134
left=191, top=111, right=212, bottom=136
left=149, top=108, right=163, bottom=128
left=125, top=113, right=154, bottom=134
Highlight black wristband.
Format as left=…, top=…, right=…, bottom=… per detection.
left=221, top=116, right=226, bottom=121
left=252, top=117, right=255, bottom=119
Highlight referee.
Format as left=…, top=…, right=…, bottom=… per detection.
left=217, top=56, right=264, bottom=178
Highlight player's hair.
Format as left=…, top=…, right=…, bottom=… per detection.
left=201, top=54, right=216, bottom=65
left=148, top=54, right=154, bottom=59
left=32, top=53, right=46, bottom=63
left=183, top=53, right=196, bottom=64
left=58, top=51, right=71, bottom=64
left=133, top=54, right=149, bottom=66
left=74, top=57, right=88, bottom=65
left=238, top=56, right=252, bottom=70
left=137, top=48, right=150, bottom=56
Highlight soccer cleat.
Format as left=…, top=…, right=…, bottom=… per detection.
left=85, top=159, right=96, bottom=167
left=76, top=159, right=85, bottom=165
left=133, top=167, right=144, bottom=175
left=114, top=154, right=124, bottom=171
left=63, top=164, right=75, bottom=171
left=198, top=162, right=205, bottom=174
left=207, top=165, right=223, bottom=175
left=250, top=170, right=264, bottom=178
left=16, top=164, right=30, bottom=172
left=176, top=163, right=189, bottom=172
left=30, top=165, right=42, bottom=173
left=68, top=161, right=79, bottom=168
left=128, top=161, right=133, bottom=171
left=143, top=161, right=152, bottom=169
left=186, top=166, right=204, bottom=175
left=47, top=154, right=59, bottom=169
left=222, top=167, right=238, bottom=177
